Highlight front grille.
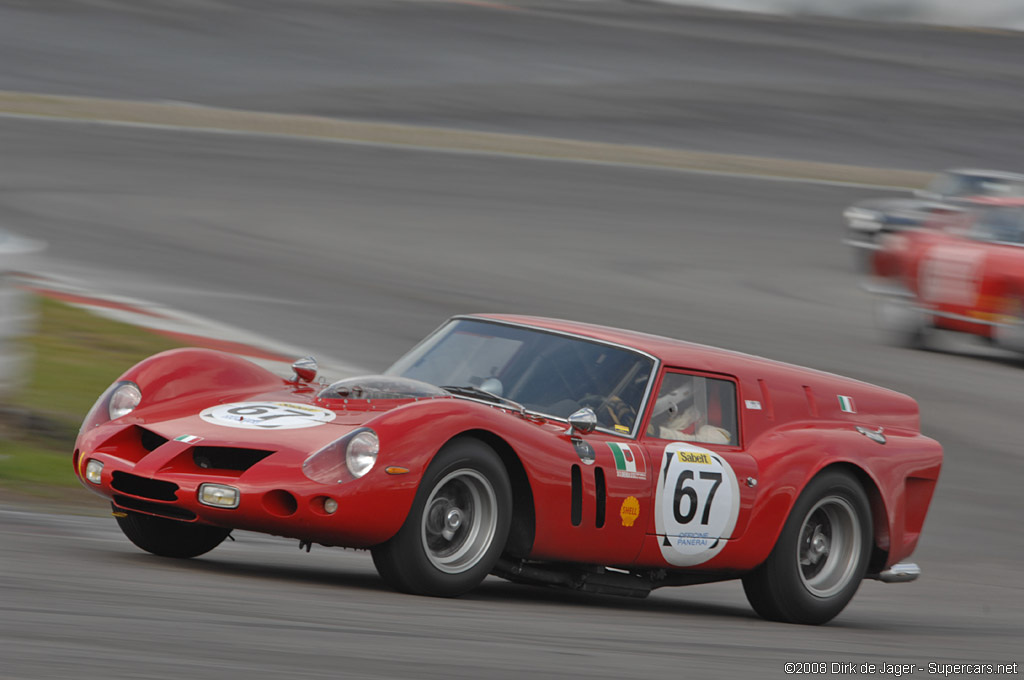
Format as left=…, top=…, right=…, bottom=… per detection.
left=193, top=446, right=273, bottom=472
left=111, top=471, right=179, bottom=501
left=113, top=495, right=196, bottom=521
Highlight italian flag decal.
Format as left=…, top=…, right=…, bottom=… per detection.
left=174, top=434, right=203, bottom=444
left=608, top=443, right=646, bottom=479
left=838, top=395, right=856, bottom=413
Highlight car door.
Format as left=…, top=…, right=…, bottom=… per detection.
left=639, top=368, right=753, bottom=568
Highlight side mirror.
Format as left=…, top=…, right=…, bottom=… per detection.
left=565, top=407, right=597, bottom=436
left=291, top=356, right=318, bottom=383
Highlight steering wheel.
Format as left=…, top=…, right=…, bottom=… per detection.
left=579, top=394, right=636, bottom=431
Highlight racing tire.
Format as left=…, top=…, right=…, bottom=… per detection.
left=993, top=296, right=1024, bottom=355
left=742, top=470, right=872, bottom=625
left=372, top=437, right=512, bottom=598
left=874, top=298, right=929, bottom=350
left=114, top=507, right=231, bottom=558
left=850, top=246, right=876, bottom=274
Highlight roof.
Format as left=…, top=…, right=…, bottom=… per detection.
left=946, top=168, right=1024, bottom=181
left=469, top=313, right=876, bottom=389
left=965, top=196, right=1024, bottom=207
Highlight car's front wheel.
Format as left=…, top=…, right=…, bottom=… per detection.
left=372, top=437, right=512, bottom=597
left=114, top=508, right=231, bottom=558
left=742, top=470, right=872, bottom=625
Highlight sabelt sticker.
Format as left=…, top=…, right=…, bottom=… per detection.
left=200, top=402, right=336, bottom=430
left=620, top=496, right=640, bottom=527
left=654, top=442, right=740, bottom=567
left=744, top=400, right=762, bottom=411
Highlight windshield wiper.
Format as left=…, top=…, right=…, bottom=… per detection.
left=440, top=385, right=527, bottom=414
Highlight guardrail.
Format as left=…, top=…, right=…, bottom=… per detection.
left=0, top=230, right=45, bottom=398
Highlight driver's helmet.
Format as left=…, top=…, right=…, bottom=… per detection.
left=649, top=375, right=701, bottom=436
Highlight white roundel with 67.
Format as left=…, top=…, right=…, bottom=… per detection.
left=654, top=443, right=740, bottom=567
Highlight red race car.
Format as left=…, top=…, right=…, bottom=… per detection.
left=870, top=201, right=1024, bottom=353
left=842, top=168, right=1024, bottom=267
left=75, top=314, right=942, bottom=625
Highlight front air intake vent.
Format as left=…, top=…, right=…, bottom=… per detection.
left=193, top=447, right=273, bottom=472
left=111, top=471, right=179, bottom=501
left=138, top=428, right=169, bottom=452
left=113, top=495, right=196, bottom=521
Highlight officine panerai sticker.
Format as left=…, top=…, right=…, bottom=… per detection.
left=620, top=496, right=640, bottom=527
left=200, top=402, right=336, bottom=430
left=838, top=395, right=856, bottom=413
left=744, top=400, right=762, bottom=410
left=654, top=443, right=740, bottom=567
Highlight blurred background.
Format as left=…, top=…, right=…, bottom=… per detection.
left=0, top=1, right=1021, bottom=678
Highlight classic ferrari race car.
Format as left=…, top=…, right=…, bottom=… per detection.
left=75, top=314, right=942, bottom=625
left=869, top=201, right=1024, bottom=353
left=842, top=168, right=1024, bottom=267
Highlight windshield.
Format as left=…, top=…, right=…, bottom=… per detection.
left=972, top=207, right=1024, bottom=244
left=386, top=318, right=656, bottom=435
left=930, top=172, right=1024, bottom=198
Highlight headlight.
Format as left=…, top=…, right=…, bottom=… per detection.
left=84, top=459, right=104, bottom=484
left=79, top=380, right=142, bottom=434
left=303, top=428, right=379, bottom=484
left=108, top=382, right=142, bottom=420
left=844, top=207, right=882, bottom=230
left=198, top=483, right=240, bottom=509
left=346, top=431, right=379, bottom=478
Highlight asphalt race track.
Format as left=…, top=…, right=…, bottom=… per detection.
left=1, top=2, right=1023, bottom=678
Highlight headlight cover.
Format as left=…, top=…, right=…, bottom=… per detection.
left=346, top=430, right=379, bottom=478
left=79, top=380, right=142, bottom=434
left=108, top=382, right=142, bottom=420
left=303, top=428, right=379, bottom=484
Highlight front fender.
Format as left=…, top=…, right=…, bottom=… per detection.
left=358, top=399, right=556, bottom=545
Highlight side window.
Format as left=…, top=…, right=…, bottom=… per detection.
left=646, top=371, right=738, bottom=446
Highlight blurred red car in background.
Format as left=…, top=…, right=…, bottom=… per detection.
left=869, top=199, right=1024, bottom=353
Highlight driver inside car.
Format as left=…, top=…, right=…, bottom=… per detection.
left=648, top=373, right=732, bottom=445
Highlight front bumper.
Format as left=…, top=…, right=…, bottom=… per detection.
left=74, top=436, right=411, bottom=548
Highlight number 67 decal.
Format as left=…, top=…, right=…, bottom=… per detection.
left=673, top=470, right=723, bottom=525
left=655, top=443, right=740, bottom=567
left=200, top=402, right=337, bottom=430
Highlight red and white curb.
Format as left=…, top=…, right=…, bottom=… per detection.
left=15, top=271, right=365, bottom=381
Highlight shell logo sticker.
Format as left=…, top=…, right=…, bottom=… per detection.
left=654, top=442, right=740, bottom=567
left=199, top=402, right=336, bottom=430
left=620, top=496, right=640, bottom=527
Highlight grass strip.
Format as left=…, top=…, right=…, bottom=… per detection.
left=0, top=295, right=182, bottom=501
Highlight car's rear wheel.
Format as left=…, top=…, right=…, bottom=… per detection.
left=372, top=437, right=512, bottom=597
left=875, top=298, right=929, bottom=350
left=994, top=295, right=1024, bottom=354
left=114, top=507, right=231, bottom=558
left=742, top=470, right=871, bottom=625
